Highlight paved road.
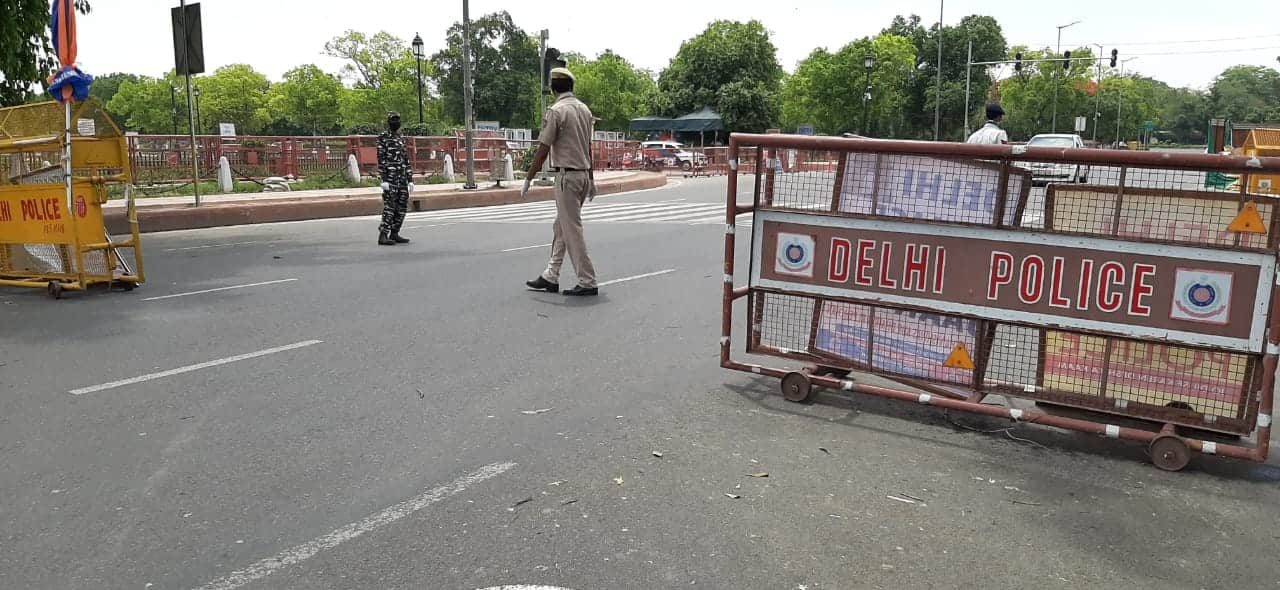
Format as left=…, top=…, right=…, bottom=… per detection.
left=3, top=175, right=1279, bottom=590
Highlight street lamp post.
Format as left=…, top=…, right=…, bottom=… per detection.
left=1092, top=43, right=1104, bottom=144
left=193, top=85, right=202, bottom=134
left=170, top=85, right=179, bottom=135
left=862, top=53, right=875, bottom=137
left=932, top=0, right=943, bottom=140
left=412, top=33, right=425, bottom=125
left=1052, top=20, right=1081, bottom=133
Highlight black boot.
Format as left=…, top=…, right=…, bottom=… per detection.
left=391, top=233, right=410, bottom=244
left=378, top=231, right=396, bottom=245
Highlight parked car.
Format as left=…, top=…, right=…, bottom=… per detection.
left=1021, top=133, right=1090, bottom=184
left=640, top=141, right=707, bottom=170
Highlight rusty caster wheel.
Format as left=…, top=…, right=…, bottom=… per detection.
left=780, top=371, right=814, bottom=403
left=1149, top=434, right=1191, bottom=472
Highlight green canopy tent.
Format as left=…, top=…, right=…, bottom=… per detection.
left=672, top=106, right=724, bottom=146
left=629, top=115, right=675, bottom=138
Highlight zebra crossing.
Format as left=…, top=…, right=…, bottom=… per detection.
left=405, top=199, right=746, bottom=226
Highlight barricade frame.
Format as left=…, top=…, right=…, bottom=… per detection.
left=721, top=133, right=1280, bottom=471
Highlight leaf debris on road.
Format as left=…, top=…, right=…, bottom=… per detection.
left=747, top=472, right=769, bottom=478
left=886, top=495, right=920, bottom=505
left=725, top=493, right=741, bottom=499
left=652, top=451, right=664, bottom=458
left=511, top=497, right=534, bottom=508
left=818, top=447, right=831, bottom=455
left=1011, top=499, right=1041, bottom=507
left=416, top=388, right=425, bottom=399
left=613, top=477, right=625, bottom=485
left=520, top=408, right=553, bottom=415
left=561, top=499, right=579, bottom=506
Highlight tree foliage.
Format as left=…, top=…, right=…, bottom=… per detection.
left=267, top=65, right=343, bottom=135
left=656, top=20, right=782, bottom=132
left=1209, top=65, right=1280, bottom=123
left=197, top=64, right=272, bottom=134
left=568, top=50, right=657, bottom=132
left=107, top=73, right=186, bottom=134
left=431, top=11, right=539, bottom=128
left=1, top=0, right=92, bottom=106
left=780, top=34, right=917, bottom=136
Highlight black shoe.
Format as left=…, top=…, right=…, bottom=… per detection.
left=391, top=233, right=410, bottom=244
left=378, top=232, right=396, bottom=245
left=525, top=276, right=559, bottom=293
left=563, top=285, right=599, bottom=297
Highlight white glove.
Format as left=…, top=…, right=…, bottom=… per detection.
left=380, top=182, right=389, bottom=192
left=407, top=183, right=415, bottom=194
left=520, top=178, right=532, bottom=199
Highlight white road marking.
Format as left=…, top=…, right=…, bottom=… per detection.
left=475, top=586, right=576, bottom=590
left=142, top=278, right=299, bottom=301
left=68, top=340, right=323, bottom=395
left=162, top=241, right=263, bottom=252
left=501, top=243, right=552, bottom=252
left=600, top=268, right=677, bottom=286
left=193, top=461, right=518, bottom=590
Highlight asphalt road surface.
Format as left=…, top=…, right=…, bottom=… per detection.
left=3, top=175, right=1279, bottom=590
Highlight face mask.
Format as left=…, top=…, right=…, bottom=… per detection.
left=388, top=119, right=401, bottom=132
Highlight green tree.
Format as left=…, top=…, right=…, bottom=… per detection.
left=324, top=30, right=407, bottom=88
left=567, top=50, right=657, bottom=132
left=1, top=0, right=92, bottom=106
left=107, top=73, right=187, bottom=134
left=88, top=72, right=140, bottom=125
left=882, top=14, right=1008, bottom=140
left=1209, top=65, right=1280, bottom=123
left=780, top=34, right=917, bottom=137
left=197, top=64, right=271, bottom=134
left=431, top=11, right=539, bottom=128
left=997, top=45, right=1111, bottom=141
left=266, top=65, right=343, bottom=135
left=656, top=20, right=782, bottom=132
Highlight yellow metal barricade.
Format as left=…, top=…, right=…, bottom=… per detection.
left=0, top=98, right=143, bottom=298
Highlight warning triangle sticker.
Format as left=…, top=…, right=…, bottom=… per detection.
left=1228, top=202, right=1267, bottom=234
left=943, top=344, right=975, bottom=370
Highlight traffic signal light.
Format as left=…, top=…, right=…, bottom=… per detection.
left=1063, top=50, right=1072, bottom=71
left=1014, top=52, right=1023, bottom=72
left=1110, top=49, right=1118, bottom=68
left=542, top=48, right=565, bottom=89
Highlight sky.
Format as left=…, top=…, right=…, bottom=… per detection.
left=74, top=0, right=1280, bottom=90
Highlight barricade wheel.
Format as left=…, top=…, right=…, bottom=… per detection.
left=781, top=371, right=813, bottom=403
left=119, top=281, right=136, bottom=292
left=47, top=282, right=63, bottom=300
left=1149, top=435, right=1191, bottom=472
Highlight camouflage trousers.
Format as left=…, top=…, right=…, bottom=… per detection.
left=379, top=186, right=409, bottom=234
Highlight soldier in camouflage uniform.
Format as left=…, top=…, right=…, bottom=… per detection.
left=377, top=111, right=414, bottom=245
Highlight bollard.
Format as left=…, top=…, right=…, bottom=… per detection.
left=502, top=153, right=515, bottom=181
left=443, top=154, right=456, bottom=182
left=346, top=154, right=361, bottom=184
left=217, top=156, right=233, bottom=193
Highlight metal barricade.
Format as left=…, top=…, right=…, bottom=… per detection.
left=721, top=133, right=1280, bottom=471
left=0, top=98, right=144, bottom=298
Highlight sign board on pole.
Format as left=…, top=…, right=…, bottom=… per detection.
left=475, top=121, right=501, bottom=132
left=1074, top=116, right=1087, bottom=133
left=797, top=124, right=816, bottom=136
left=218, top=123, right=236, bottom=137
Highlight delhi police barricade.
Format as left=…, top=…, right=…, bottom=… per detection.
left=720, top=133, right=1280, bottom=471
left=0, top=98, right=143, bottom=298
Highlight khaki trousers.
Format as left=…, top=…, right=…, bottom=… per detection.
left=541, top=171, right=597, bottom=288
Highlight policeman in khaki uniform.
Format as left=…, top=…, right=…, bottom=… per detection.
left=522, top=67, right=599, bottom=296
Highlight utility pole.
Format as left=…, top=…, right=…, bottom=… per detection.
left=933, top=0, right=943, bottom=140
left=1092, top=44, right=1105, bottom=144
left=963, top=38, right=973, bottom=137
left=539, top=29, right=549, bottom=127
left=180, top=0, right=200, bottom=206
left=1052, top=20, right=1081, bottom=133
left=1116, top=57, right=1139, bottom=147
left=461, top=0, right=477, bottom=189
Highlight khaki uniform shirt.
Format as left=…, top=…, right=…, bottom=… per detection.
left=540, top=92, right=594, bottom=170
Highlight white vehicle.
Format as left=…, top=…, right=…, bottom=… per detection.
left=1023, top=133, right=1090, bottom=184
left=640, top=141, right=707, bottom=169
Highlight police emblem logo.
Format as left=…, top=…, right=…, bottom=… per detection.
left=1171, top=268, right=1233, bottom=325
left=774, top=232, right=815, bottom=277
